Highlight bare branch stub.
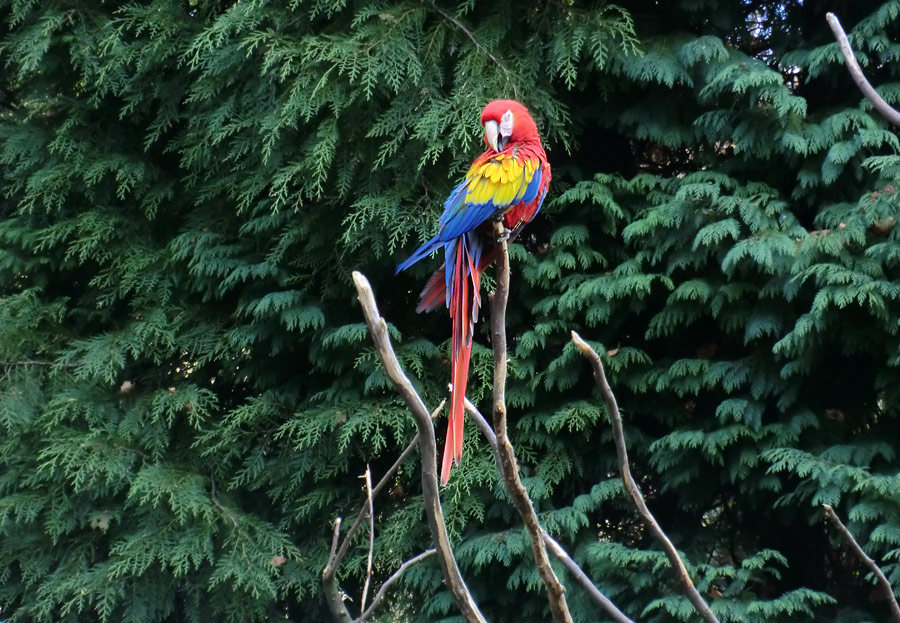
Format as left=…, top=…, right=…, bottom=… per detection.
left=826, top=12, right=900, bottom=127
left=322, top=518, right=353, bottom=623
left=325, top=517, right=343, bottom=575
left=352, top=271, right=486, bottom=623
left=571, top=331, right=720, bottom=623
left=490, top=241, right=573, bottom=623
left=327, top=432, right=422, bottom=584
left=360, top=467, right=375, bottom=614
left=321, top=426, right=436, bottom=623
left=824, top=504, right=900, bottom=623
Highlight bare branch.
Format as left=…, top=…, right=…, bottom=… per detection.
left=467, top=399, right=636, bottom=623
left=824, top=504, right=900, bottom=623
left=826, top=12, right=900, bottom=127
left=571, top=331, right=719, bottom=623
left=360, top=467, right=375, bottom=615
left=359, top=549, right=438, bottom=623
left=352, top=271, right=486, bottom=623
left=542, top=530, right=637, bottom=623
left=326, top=517, right=343, bottom=574
left=323, top=518, right=353, bottom=623
left=490, top=239, right=573, bottom=623
left=464, top=398, right=501, bottom=468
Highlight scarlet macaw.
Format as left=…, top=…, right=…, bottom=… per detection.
left=397, top=99, right=551, bottom=484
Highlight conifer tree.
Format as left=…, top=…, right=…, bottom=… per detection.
left=0, top=1, right=898, bottom=622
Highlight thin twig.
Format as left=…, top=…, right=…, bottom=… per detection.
left=466, top=399, right=636, bottom=623
left=322, top=426, right=428, bottom=623
left=826, top=12, right=900, bottom=127
left=824, top=504, right=900, bottom=623
left=327, top=518, right=343, bottom=572
left=571, top=331, right=719, bottom=623
left=210, top=475, right=239, bottom=528
left=353, top=271, right=486, bottom=623
left=359, top=549, right=438, bottom=623
left=464, top=398, right=501, bottom=468
left=0, top=360, right=56, bottom=366
left=326, top=431, right=423, bottom=579
left=360, top=467, right=375, bottom=614
left=490, top=239, right=573, bottom=623
left=428, top=2, right=512, bottom=79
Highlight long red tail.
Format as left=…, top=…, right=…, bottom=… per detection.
left=417, top=249, right=495, bottom=315
left=416, top=219, right=529, bottom=315
left=440, top=239, right=483, bottom=485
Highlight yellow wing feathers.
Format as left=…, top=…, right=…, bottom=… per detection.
left=464, top=154, right=536, bottom=207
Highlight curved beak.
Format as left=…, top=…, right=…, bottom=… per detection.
left=484, top=120, right=499, bottom=152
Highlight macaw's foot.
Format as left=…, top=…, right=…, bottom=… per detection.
left=492, top=219, right=511, bottom=242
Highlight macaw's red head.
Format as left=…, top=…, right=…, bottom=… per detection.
left=480, top=99, right=541, bottom=153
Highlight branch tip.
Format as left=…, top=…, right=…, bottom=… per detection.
left=430, top=399, right=446, bottom=420
left=826, top=12, right=900, bottom=127
left=570, top=331, right=592, bottom=355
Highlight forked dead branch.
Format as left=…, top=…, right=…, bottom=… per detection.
left=322, top=429, right=439, bottom=623
left=336, top=244, right=722, bottom=622
left=338, top=243, right=900, bottom=623
left=348, top=271, right=486, bottom=623
left=465, top=398, right=636, bottom=623
left=338, top=266, right=635, bottom=622
left=488, top=238, right=572, bottom=623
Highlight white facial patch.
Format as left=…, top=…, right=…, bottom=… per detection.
left=500, top=109, right=514, bottom=137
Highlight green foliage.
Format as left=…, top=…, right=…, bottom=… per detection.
left=1, top=0, right=900, bottom=622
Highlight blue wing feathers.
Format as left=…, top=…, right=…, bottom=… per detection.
left=398, top=156, right=540, bottom=274
left=439, top=183, right=467, bottom=225
left=521, top=167, right=543, bottom=204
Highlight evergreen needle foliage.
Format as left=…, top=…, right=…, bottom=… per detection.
left=0, top=1, right=898, bottom=622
